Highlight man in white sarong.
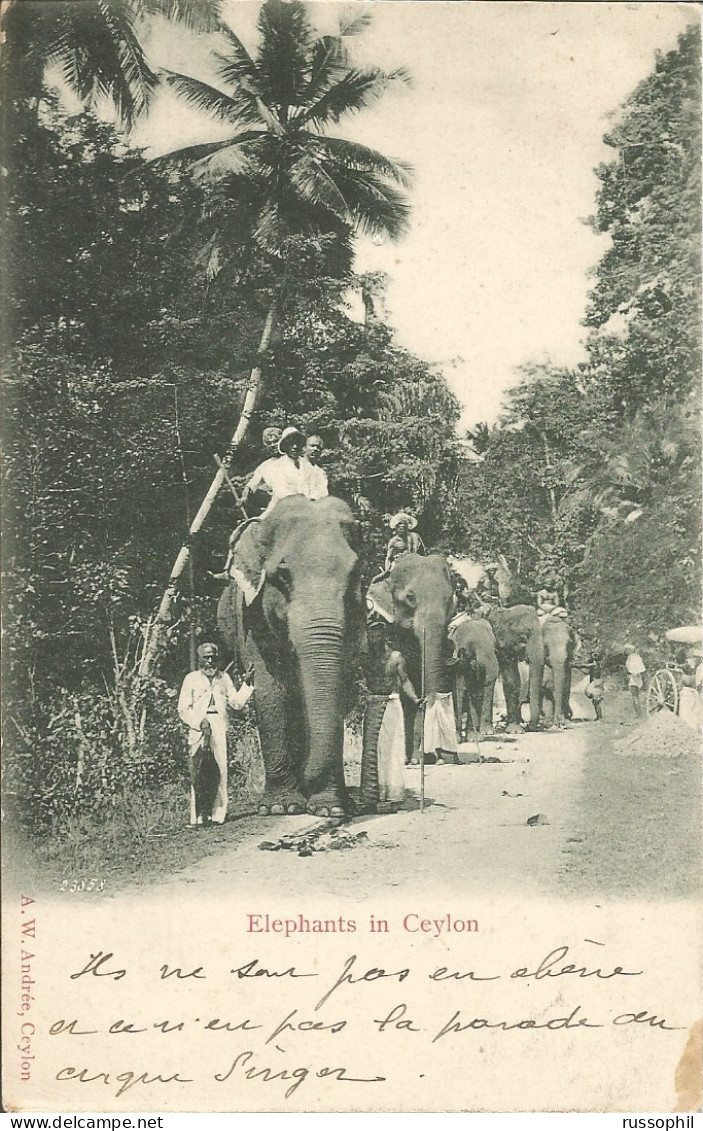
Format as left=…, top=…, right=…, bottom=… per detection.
left=422, top=635, right=460, bottom=764
left=178, top=643, right=253, bottom=827
left=423, top=692, right=458, bottom=765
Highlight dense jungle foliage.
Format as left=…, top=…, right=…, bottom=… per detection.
left=453, top=25, right=702, bottom=653
left=1, top=4, right=699, bottom=837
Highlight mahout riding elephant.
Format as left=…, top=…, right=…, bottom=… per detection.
left=488, top=604, right=544, bottom=731
left=540, top=615, right=577, bottom=727
left=449, top=617, right=500, bottom=737
left=366, top=553, right=455, bottom=762
left=448, top=552, right=514, bottom=604
left=217, top=495, right=366, bottom=818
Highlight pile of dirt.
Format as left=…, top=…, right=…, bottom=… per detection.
left=613, top=709, right=701, bottom=758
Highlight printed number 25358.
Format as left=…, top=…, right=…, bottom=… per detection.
left=60, top=878, right=105, bottom=892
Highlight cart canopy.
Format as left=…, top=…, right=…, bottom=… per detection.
left=664, top=626, right=702, bottom=645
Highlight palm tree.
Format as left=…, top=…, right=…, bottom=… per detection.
left=163, top=2, right=411, bottom=254
left=466, top=421, right=492, bottom=456
left=562, top=401, right=697, bottom=522
left=142, top=0, right=412, bottom=671
left=1, top=0, right=221, bottom=125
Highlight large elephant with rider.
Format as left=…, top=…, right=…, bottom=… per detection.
left=217, top=494, right=366, bottom=817
left=366, top=553, right=455, bottom=761
left=449, top=616, right=499, bottom=737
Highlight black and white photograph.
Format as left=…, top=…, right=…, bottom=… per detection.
left=1, top=0, right=701, bottom=1115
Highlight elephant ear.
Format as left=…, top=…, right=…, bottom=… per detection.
left=230, top=522, right=267, bottom=606
left=366, top=577, right=394, bottom=623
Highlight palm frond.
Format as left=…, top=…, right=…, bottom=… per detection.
left=195, top=232, right=223, bottom=279
left=308, top=134, right=413, bottom=188
left=335, top=169, right=411, bottom=240
left=253, top=200, right=287, bottom=253
left=288, top=152, right=350, bottom=220
left=257, top=0, right=313, bottom=110
left=189, top=133, right=266, bottom=181
left=300, top=66, right=411, bottom=128
left=163, top=70, right=260, bottom=126
left=135, top=0, right=222, bottom=32
left=214, top=25, right=261, bottom=88
left=97, top=0, right=155, bottom=121
left=50, top=1, right=155, bottom=125
left=150, top=136, right=245, bottom=165
left=299, top=35, right=346, bottom=109
left=337, top=8, right=374, bottom=37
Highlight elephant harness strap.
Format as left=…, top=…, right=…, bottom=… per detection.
left=223, top=517, right=261, bottom=578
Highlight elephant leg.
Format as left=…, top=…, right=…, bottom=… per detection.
left=542, top=683, right=555, bottom=726
left=563, top=666, right=573, bottom=722
left=527, top=652, right=544, bottom=731
left=306, top=792, right=346, bottom=818
left=248, top=634, right=305, bottom=816
left=549, top=650, right=571, bottom=728
left=500, top=657, right=523, bottom=732
left=454, top=671, right=466, bottom=742
left=463, top=678, right=478, bottom=733
left=480, top=679, right=496, bottom=734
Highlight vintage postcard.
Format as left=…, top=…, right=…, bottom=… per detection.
left=2, top=0, right=701, bottom=1115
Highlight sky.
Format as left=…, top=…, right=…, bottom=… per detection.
left=136, top=1, right=698, bottom=428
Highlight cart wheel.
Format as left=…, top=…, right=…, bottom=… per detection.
left=646, top=669, right=679, bottom=715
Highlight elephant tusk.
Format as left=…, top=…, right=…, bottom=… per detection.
left=230, top=566, right=266, bottom=606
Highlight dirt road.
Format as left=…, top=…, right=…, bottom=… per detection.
left=117, top=691, right=700, bottom=907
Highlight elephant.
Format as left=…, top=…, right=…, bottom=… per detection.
left=449, top=616, right=500, bottom=738
left=487, top=604, right=545, bottom=732
left=217, top=494, right=366, bottom=818
left=366, top=553, right=456, bottom=762
left=540, top=615, right=577, bottom=727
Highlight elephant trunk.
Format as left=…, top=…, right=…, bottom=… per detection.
left=415, top=620, right=450, bottom=694
left=291, top=611, right=346, bottom=797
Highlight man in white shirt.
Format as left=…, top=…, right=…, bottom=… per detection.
left=241, top=426, right=308, bottom=519
left=178, top=643, right=253, bottom=826
left=624, top=644, right=646, bottom=717
left=302, top=434, right=329, bottom=499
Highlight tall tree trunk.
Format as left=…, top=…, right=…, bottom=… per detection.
left=141, top=304, right=276, bottom=677
left=540, top=430, right=559, bottom=522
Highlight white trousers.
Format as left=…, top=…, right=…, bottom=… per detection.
left=189, top=715, right=228, bottom=825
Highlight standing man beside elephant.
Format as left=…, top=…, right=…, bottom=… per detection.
left=178, top=643, right=253, bottom=827
left=367, top=552, right=456, bottom=764
left=360, top=619, right=422, bottom=812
